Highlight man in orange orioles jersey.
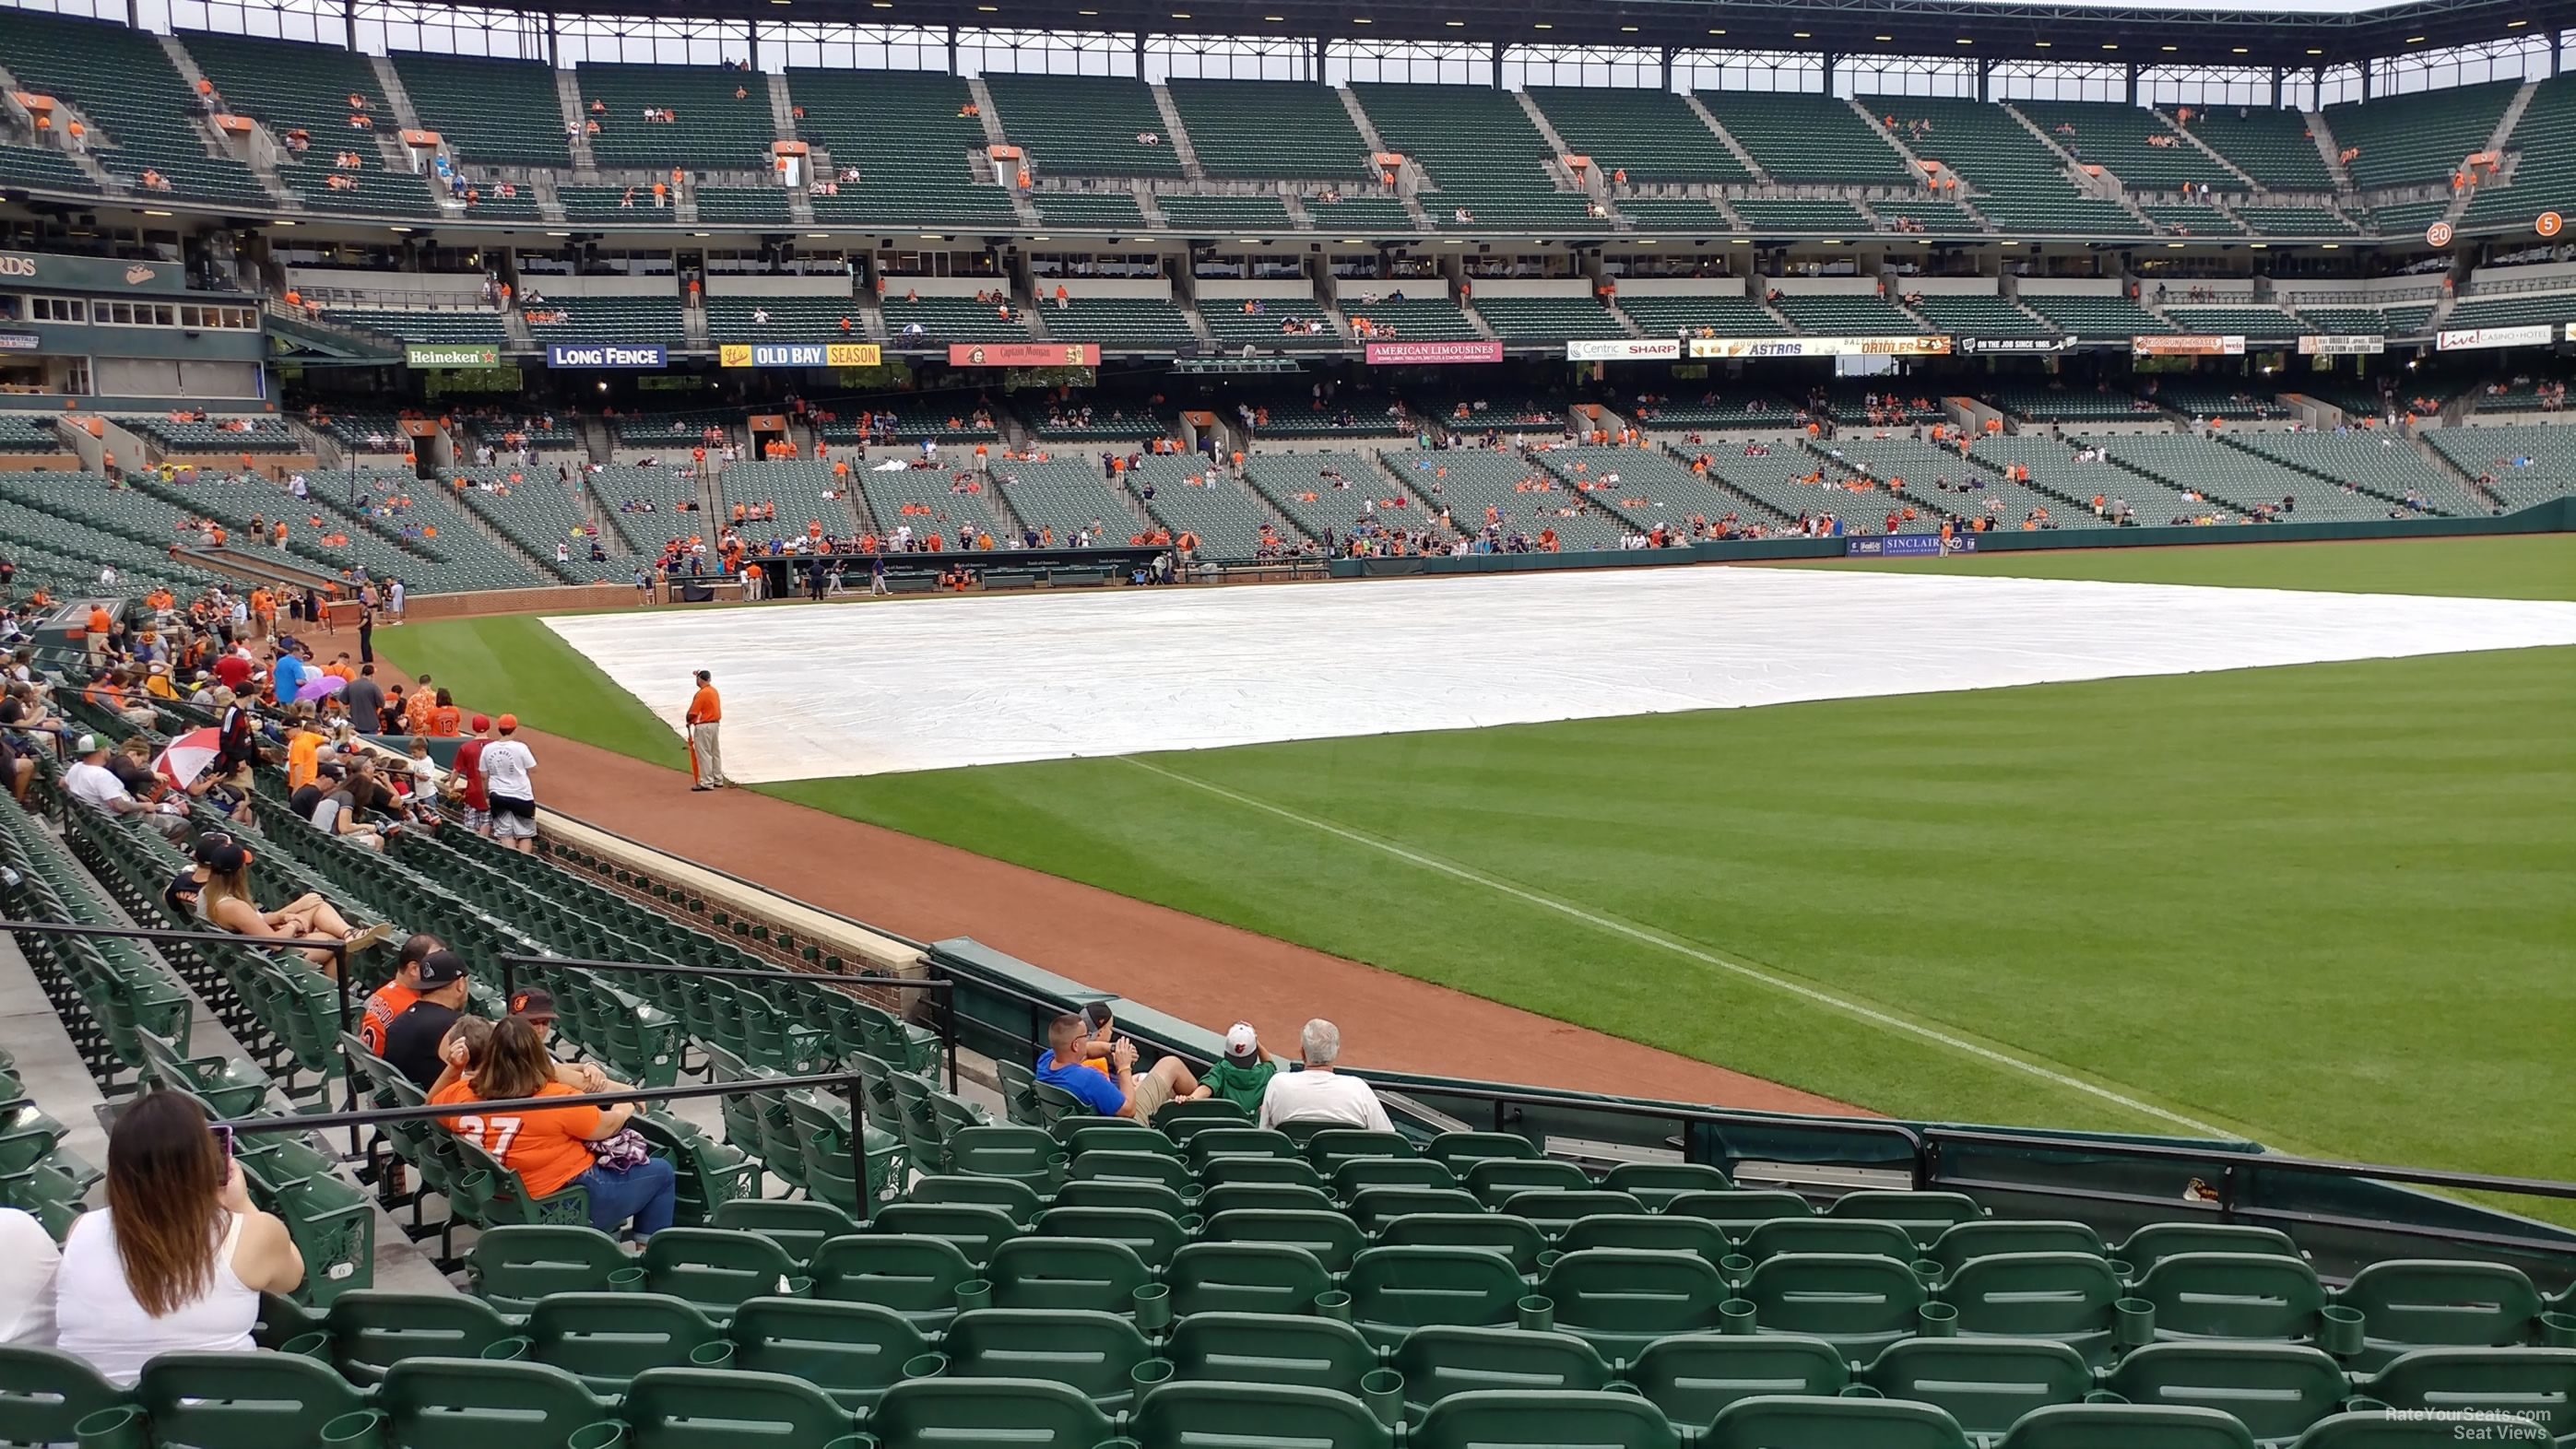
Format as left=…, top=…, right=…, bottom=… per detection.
left=686, top=668, right=728, bottom=791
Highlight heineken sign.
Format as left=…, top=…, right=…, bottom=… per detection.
left=406, top=344, right=502, bottom=369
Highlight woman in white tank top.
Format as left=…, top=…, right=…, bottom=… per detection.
left=53, top=1092, right=304, bottom=1387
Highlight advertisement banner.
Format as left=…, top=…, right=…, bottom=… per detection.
left=1847, top=534, right=1976, bottom=557
left=0, top=251, right=183, bottom=293
left=0, top=332, right=41, bottom=351
left=1365, top=339, right=1506, bottom=365
left=545, top=342, right=668, bottom=369
left=405, top=343, right=501, bottom=369
left=1958, top=336, right=2070, bottom=355
left=948, top=342, right=1103, bottom=367
left=2131, top=335, right=2245, bottom=357
left=2296, top=334, right=2386, bottom=356
left=2437, top=324, right=2554, bottom=351
left=1566, top=338, right=1682, bottom=361
left=718, top=342, right=883, bottom=368
left=1686, top=336, right=1953, bottom=359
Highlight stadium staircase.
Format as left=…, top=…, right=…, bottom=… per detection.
left=2304, top=110, right=2354, bottom=191
left=1847, top=100, right=1990, bottom=230
left=366, top=56, right=425, bottom=136
left=551, top=66, right=597, bottom=173
left=155, top=32, right=300, bottom=211
left=1999, top=102, right=2158, bottom=232
left=2168, top=122, right=2258, bottom=194
left=1682, top=95, right=1768, bottom=183
left=1147, top=87, right=1206, bottom=182
left=2444, top=80, right=2541, bottom=225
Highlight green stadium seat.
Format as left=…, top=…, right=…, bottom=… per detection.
left=1465, top=1157, right=1591, bottom=1206
left=1628, top=1335, right=1852, bottom=1424
left=2138, top=1253, right=2329, bottom=1343
left=1708, top=1394, right=1974, bottom=1449
left=1555, top=1214, right=1733, bottom=1269
left=1930, top=1220, right=2108, bottom=1274
left=1165, top=78, right=1373, bottom=182
left=0, top=1343, right=127, bottom=1444
left=1055, top=1180, right=1199, bottom=1219
left=1997, top=1403, right=2259, bottom=1449
left=1542, top=1248, right=1734, bottom=1357
left=1166, top=1240, right=1335, bottom=1317
left=2327, top=81, right=2520, bottom=190
left=1035, top=1206, right=1189, bottom=1270
left=1349, top=1186, right=1487, bottom=1231
left=1337, top=1157, right=1459, bottom=1196
left=724, top=1297, right=929, bottom=1410
left=378, top=1357, right=617, bottom=1449
left=1392, top=1325, right=1617, bottom=1419
left=134, top=1349, right=368, bottom=1449
left=1603, top=1161, right=1734, bottom=1209
left=708, top=1198, right=860, bottom=1269
left=1346, top=1245, right=1531, bottom=1347
left=1187, top=1126, right=1299, bottom=1166
left=314, top=1291, right=515, bottom=1387
left=1126, top=1382, right=1397, bottom=1449
left=1942, top=1252, right=2128, bottom=1363
left=942, top=1307, right=1157, bottom=1406
left=467, top=1224, right=628, bottom=1314
left=871, top=1202, right=1026, bottom=1268
left=1529, top=86, right=1751, bottom=183
left=508, top=1291, right=727, bottom=1391
left=907, top=1175, right=1046, bottom=1224
left=985, top=1236, right=1154, bottom=1314
left=1167, top=1311, right=1377, bottom=1395
left=1424, top=1132, right=1544, bottom=1168
left=1743, top=1254, right=1929, bottom=1357
left=1863, top=1337, right=2097, bottom=1438
left=2290, top=1409, right=2551, bottom=1447
left=1669, top=1189, right=1814, bottom=1235
left=1743, top=1218, right=1922, bottom=1263
left=1414, top=1388, right=1683, bottom=1449
left=1378, top=1213, right=1552, bottom=1275
left=2183, top=107, right=2334, bottom=190
left=2354, top=1346, right=2576, bottom=1429
left=2104, top=1342, right=2352, bottom=1442
left=642, top=1226, right=809, bottom=1319
left=808, top=1233, right=980, bottom=1329
left=1834, top=1191, right=1986, bottom=1241
left=1205, top=1207, right=1368, bottom=1273
left=1702, top=92, right=1915, bottom=184
left=863, top=1376, right=1119, bottom=1449
left=2334, top=1262, right=2550, bottom=1368
left=622, top=1366, right=857, bottom=1449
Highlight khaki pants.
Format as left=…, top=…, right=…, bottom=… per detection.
left=689, top=722, right=725, bottom=786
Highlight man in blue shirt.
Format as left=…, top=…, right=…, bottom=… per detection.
left=1034, top=1012, right=1203, bottom=1124
left=270, top=642, right=308, bottom=707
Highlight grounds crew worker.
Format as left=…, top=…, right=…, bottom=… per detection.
left=686, top=668, right=727, bottom=791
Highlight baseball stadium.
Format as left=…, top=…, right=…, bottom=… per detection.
left=0, top=0, right=2570, bottom=1440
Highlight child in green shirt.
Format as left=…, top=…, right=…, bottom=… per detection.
left=1199, top=1022, right=1277, bottom=1113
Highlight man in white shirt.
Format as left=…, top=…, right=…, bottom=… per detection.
left=1257, top=1019, right=1393, bottom=1133
left=478, top=713, right=538, bottom=854
left=64, top=735, right=139, bottom=815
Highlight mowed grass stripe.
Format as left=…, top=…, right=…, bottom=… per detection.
left=1117, top=751, right=2233, bottom=1138
left=794, top=646, right=2576, bottom=1182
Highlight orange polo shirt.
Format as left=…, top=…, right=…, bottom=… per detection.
left=687, top=685, right=721, bottom=725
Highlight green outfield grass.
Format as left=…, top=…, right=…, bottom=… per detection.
left=378, top=614, right=685, bottom=770
left=395, top=536, right=2576, bottom=1183
left=1813, top=532, right=2576, bottom=599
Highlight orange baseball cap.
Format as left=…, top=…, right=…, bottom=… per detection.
left=496, top=713, right=519, bottom=731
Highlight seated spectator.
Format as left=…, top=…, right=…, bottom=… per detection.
left=0, top=1205, right=58, bottom=1346
left=194, top=836, right=390, bottom=976
left=309, top=758, right=388, bottom=852
left=54, top=1091, right=304, bottom=1386
left=380, top=949, right=474, bottom=1087
left=359, top=932, right=447, bottom=1054
left=1035, top=1011, right=1204, bottom=1123
left=1199, top=1022, right=1278, bottom=1113
left=64, top=734, right=187, bottom=839
left=1258, top=1019, right=1392, bottom=1131
left=434, top=1018, right=672, bottom=1241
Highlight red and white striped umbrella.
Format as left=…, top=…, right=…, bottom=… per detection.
left=154, top=726, right=222, bottom=788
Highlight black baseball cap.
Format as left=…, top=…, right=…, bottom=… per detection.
left=509, top=986, right=557, bottom=1021
left=413, top=949, right=469, bottom=987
